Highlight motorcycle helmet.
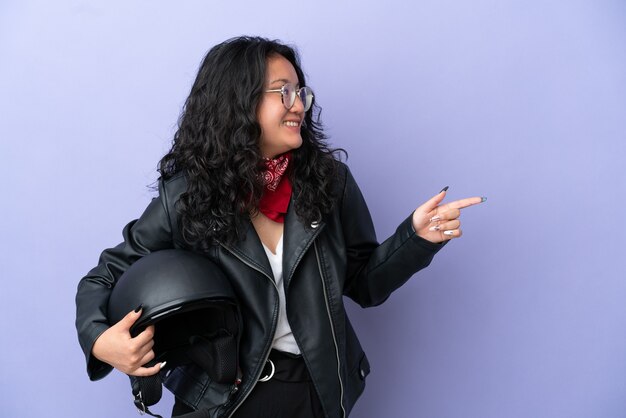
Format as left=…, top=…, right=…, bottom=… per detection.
left=108, top=249, right=241, bottom=417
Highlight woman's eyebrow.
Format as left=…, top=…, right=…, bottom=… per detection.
left=269, top=78, right=295, bottom=85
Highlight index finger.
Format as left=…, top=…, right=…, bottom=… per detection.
left=132, top=324, right=155, bottom=345
left=439, top=196, right=485, bottom=212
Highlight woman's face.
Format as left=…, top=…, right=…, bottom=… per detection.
left=257, top=54, right=305, bottom=159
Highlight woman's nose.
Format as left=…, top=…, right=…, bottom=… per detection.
left=290, top=94, right=305, bottom=113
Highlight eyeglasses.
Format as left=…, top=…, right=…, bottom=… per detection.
left=265, top=83, right=314, bottom=112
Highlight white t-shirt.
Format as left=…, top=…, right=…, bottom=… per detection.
left=261, top=235, right=301, bottom=354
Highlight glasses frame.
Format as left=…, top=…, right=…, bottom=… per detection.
left=265, top=83, right=314, bottom=112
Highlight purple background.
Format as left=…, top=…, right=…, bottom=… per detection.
left=1, top=0, right=625, bottom=417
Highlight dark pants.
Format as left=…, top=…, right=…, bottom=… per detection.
left=172, top=350, right=325, bottom=418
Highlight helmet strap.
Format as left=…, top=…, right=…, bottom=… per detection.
left=130, top=373, right=163, bottom=418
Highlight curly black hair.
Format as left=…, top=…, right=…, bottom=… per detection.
left=158, top=36, right=345, bottom=250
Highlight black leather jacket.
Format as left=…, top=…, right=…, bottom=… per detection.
left=75, top=163, right=444, bottom=418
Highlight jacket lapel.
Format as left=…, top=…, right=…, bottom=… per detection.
left=222, top=220, right=274, bottom=281
left=221, top=197, right=325, bottom=287
left=283, top=198, right=325, bottom=289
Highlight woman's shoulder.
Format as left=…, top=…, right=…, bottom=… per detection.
left=158, top=171, right=188, bottom=203
left=334, top=160, right=360, bottom=189
left=333, top=160, right=350, bottom=182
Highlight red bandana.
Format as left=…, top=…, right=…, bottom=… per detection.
left=258, top=153, right=292, bottom=223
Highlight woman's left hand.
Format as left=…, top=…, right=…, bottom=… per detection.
left=412, top=188, right=485, bottom=244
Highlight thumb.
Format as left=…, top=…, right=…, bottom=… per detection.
left=117, top=304, right=143, bottom=331
left=419, top=186, right=448, bottom=213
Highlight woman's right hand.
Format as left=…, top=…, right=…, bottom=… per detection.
left=91, top=307, right=163, bottom=376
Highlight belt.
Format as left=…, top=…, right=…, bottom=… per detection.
left=258, top=349, right=310, bottom=383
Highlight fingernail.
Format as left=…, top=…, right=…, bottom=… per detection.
left=429, top=225, right=441, bottom=231
left=440, top=186, right=449, bottom=193
left=430, top=215, right=441, bottom=222
left=134, top=304, right=143, bottom=313
left=481, top=197, right=487, bottom=203
left=443, top=230, right=455, bottom=236
left=160, top=361, right=167, bottom=370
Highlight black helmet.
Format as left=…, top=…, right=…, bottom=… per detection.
left=108, top=249, right=240, bottom=418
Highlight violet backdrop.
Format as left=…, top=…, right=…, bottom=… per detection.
left=1, top=0, right=625, bottom=417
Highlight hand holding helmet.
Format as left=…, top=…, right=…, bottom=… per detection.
left=91, top=307, right=163, bottom=377
left=97, top=249, right=241, bottom=417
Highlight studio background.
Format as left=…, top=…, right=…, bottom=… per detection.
left=1, top=1, right=625, bottom=417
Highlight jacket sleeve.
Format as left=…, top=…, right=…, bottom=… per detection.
left=341, top=166, right=446, bottom=307
left=75, top=180, right=175, bottom=380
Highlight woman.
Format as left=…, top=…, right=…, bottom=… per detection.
left=75, top=36, right=484, bottom=418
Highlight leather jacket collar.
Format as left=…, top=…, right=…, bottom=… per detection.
left=218, top=199, right=326, bottom=290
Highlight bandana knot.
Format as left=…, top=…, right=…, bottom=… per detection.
left=262, top=153, right=290, bottom=191
left=258, top=153, right=292, bottom=223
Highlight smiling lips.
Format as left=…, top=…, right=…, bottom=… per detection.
left=283, top=120, right=300, bottom=127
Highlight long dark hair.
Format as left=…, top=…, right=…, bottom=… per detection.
left=158, top=36, right=344, bottom=250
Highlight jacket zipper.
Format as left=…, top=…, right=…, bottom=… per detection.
left=219, top=243, right=279, bottom=418
left=314, top=242, right=346, bottom=418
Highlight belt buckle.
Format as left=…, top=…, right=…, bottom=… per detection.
left=258, top=359, right=275, bottom=382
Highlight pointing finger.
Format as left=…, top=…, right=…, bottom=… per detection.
left=439, top=196, right=486, bottom=212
